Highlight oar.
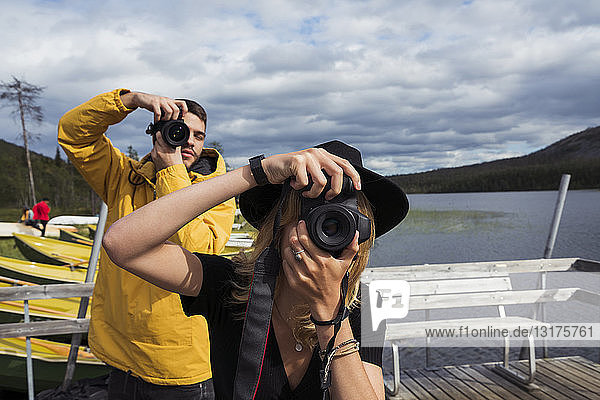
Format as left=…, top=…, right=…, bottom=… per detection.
left=50, top=253, right=90, bottom=270
left=0, top=276, right=38, bottom=286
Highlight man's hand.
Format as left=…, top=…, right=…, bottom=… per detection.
left=151, top=128, right=183, bottom=171
left=121, top=91, right=188, bottom=123
left=121, top=91, right=188, bottom=171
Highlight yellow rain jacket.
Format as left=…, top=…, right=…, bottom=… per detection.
left=58, top=89, right=236, bottom=385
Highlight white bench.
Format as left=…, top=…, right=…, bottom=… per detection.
left=361, top=258, right=600, bottom=396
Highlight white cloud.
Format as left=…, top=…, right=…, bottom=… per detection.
left=0, top=0, right=598, bottom=177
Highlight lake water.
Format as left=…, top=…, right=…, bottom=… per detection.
left=367, top=190, right=600, bottom=371
left=370, top=190, right=600, bottom=267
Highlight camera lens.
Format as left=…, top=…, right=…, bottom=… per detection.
left=160, top=120, right=190, bottom=147
left=168, top=125, right=186, bottom=142
left=306, top=205, right=355, bottom=253
left=322, top=218, right=339, bottom=237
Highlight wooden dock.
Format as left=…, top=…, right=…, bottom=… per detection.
left=389, top=356, right=600, bottom=399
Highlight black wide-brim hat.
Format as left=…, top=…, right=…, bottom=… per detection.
left=239, top=140, right=409, bottom=238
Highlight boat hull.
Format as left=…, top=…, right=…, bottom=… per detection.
left=0, top=337, right=108, bottom=393
left=12, top=234, right=93, bottom=267
left=0, top=256, right=92, bottom=285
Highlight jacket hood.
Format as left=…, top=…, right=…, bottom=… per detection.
left=135, top=147, right=225, bottom=184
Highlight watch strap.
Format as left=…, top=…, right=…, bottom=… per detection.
left=249, top=154, right=269, bottom=186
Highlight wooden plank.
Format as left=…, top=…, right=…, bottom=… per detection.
left=386, top=316, right=547, bottom=340
left=363, top=264, right=510, bottom=282
left=536, top=358, right=600, bottom=394
left=566, top=356, right=600, bottom=375
left=407, top=288, right=578, bottom=311
left=404, top=369, right=454, bottom=400
left=0, top=283, right=94, bottom=301
left=554, top=358, right=600, bottom=383
left=511, top=361, right=590, bottom=400
left=388, top=377, right=419, bottom=400
left=469, top=364, right=542, bottom=400
left=430, top=367, right=478, bottom=399
left=396, top=371, right=436, bottom=399
left=443, top=365, right=505, bottom=400
left=408, top=277, right=511, bottom=296
left=484, top=363, right=564, bottom=400
left=455, top=365, right=523, bottom=400
left=362, top=258, right=581, bottom=282
left=411, top=369, right=466, bottom=400
left=0, top=318, right=89, bottom=338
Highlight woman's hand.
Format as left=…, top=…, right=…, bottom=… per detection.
left=262, top=148, right=361, bottom=200
left=281, top=220, right=359, bottom=320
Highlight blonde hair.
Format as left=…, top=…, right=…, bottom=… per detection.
left=230, top=187, right=375, bottom=350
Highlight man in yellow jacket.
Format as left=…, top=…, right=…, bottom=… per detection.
left=58, top=89, right=236, bottom=399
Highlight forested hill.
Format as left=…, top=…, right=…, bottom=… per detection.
left=0, top=139, right=97, bottom=211
left=1, top=126, right=598, bottom=209
left=389, top=126, right=600, bottom=193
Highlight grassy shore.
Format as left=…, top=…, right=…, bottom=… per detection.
left=0, top=238, right=26, bottom=260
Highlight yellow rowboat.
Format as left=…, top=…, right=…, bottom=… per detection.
left=59, top=229, right=93, bottom=246
left=0, top=337, right=108, bottom=392
left=0, top=256, right=95, bottom=285
left=0, top=278, right=90, bottom=321
left=13, top=234, right=94, bottom=267
left=86, top=224, right=96, bottom=237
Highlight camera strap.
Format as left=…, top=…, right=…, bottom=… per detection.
left=232, top=182, right=290, bottom=400
left=318, top=271, right=350, bottom=400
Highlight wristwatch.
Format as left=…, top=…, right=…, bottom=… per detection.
left=249, top=154, right=269, bottom=186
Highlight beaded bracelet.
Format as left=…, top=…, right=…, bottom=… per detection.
left=319, top=338, right=358, bottom=360
left=335, top=340, right=360, bottom=357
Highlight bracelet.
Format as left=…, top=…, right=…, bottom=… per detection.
left=319, top=339, right=359, bottom=360
left=310, top=306, right=349, bottom=326
left=335, top=340, right=360, bottom=357
left=249, top=154, right=269, bottom=186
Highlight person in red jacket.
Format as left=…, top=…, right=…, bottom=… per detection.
left=32, top=198, right=51, bottom=236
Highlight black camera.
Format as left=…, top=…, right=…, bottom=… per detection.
left=300, top=174, right=371, bottom=256
left=145, top=117, right=190, bottom=148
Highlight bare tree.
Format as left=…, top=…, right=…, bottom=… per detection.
left=0, top=76, right=45, bottom=205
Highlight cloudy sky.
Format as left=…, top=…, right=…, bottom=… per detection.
left=0, top=0, right=598, bottom=175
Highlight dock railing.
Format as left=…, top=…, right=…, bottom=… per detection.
left=0, top=282, right=94, bottom=399
left=0, top=202, right=108, bottom=400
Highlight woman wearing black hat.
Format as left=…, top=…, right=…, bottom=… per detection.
left=103, top=140, right=408, bottom=399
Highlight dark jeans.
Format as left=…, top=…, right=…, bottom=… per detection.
left=33, top=219, right=48, bottom=236
left=107, top=367, right=215, bottom=400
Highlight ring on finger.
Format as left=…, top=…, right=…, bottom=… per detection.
left=293, top=248, right=305, bottom=261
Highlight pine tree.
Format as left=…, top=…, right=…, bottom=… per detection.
left=0, top=77, right=45, bottom=205
left=126, top=145, right=139, bottom=161
left=54, top=146, right=62, bottom=166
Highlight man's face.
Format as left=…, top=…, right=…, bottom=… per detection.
left=181, top=113, right=206, bottom=169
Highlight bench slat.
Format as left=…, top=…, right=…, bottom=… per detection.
left=407, top=288, right=579, bottom=310
left=385, top=316, right=548, bottom=340
left=363, top=264, right=509, bottom=281
left=409, top=277, right=512, bottom=295
left=362, top=258, right=589, bottom=282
